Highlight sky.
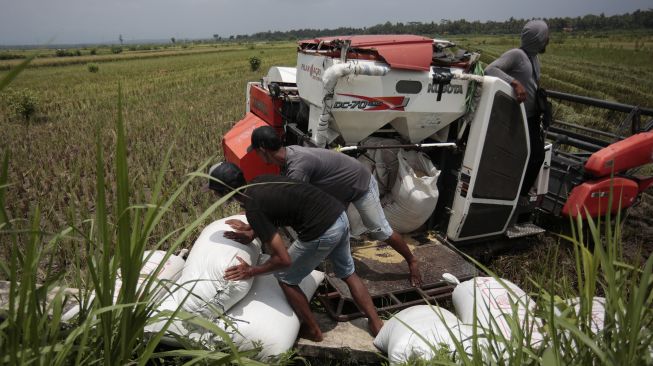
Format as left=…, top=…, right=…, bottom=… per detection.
left=0, top=0, right=651, bottom=45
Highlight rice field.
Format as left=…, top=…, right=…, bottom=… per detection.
left=1, top=32, right=652, bottom=365
left=0, top=43, right=296, bottom=268
left=1, top=33, right=652, bottom=274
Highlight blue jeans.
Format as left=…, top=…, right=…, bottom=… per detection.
left=352, top=175, right=393, bottom=241
left=275, top=212, right=355, bottom=285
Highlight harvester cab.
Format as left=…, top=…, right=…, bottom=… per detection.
left=222, top=35, right=653, bottom=318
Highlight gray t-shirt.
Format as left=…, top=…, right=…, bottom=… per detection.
left=283, top=145, right=371, bottom=204
left=485, top=49, right=539, bottom=118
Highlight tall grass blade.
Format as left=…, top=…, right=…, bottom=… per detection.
left=0, top=56, right=34, bottom=90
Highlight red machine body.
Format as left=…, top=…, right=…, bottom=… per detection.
left=584, top=131, right=653, bottom=177
left=298, top=35, right=434, bottom=71
left=562, top=177, right=639, bottom=218
left=221, top=112, right=280, bottom=182
left=559, top=131, right=653, bottom=218
left=249, top=84, right=284, bottom=129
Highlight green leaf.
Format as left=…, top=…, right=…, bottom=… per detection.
left=0, top=56, right=34, bottom=91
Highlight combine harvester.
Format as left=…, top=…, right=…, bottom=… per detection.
left=222, top=35, right=653, bottom=320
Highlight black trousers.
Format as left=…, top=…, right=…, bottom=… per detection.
left=521, top=117, right=545, bottom=196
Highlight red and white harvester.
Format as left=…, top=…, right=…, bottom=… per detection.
left=222, top=35, right=653, bottom=318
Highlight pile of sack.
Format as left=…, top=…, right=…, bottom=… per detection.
left=373, top=274, right=607, bottom=364
left=136, top=215, right=325, bottom=361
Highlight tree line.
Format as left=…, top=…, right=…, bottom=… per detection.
left=227, top=9, right=652, bottom=41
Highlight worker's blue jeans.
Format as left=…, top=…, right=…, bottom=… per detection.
left=352, top=175, right=394, bottom=240
left=275, top=212, right=354, bottom=285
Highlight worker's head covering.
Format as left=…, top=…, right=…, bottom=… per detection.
left=520, top=20, right=549, bottom=56
left=205, top=162, right=246, bottom=195
left=247, top=126, right=282, bottom=153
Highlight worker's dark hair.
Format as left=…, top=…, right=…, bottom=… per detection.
left=206, top=162, right=246, bottom=195
left=247, top=125, right=282, bottom=152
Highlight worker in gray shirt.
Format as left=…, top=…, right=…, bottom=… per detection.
left=485, top=19, right=549, bottom=196
left=247, top=125, right=422, bottom=287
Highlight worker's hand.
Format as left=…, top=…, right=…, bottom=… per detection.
left=226, top=219, right=251, bottom=232
left=224, top=230, right=254, bottom=244
left=224, top=256, right=253, bottom=281
left=510, top=79, right=527, bottom=103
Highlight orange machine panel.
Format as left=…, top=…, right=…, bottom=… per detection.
left=584, top=131, right=653, bottom=177
left=249, top=84, right=283, bottom=128
left=562, top=177, right=639, bottom=218
left=222, top=112, right=280, bottom=182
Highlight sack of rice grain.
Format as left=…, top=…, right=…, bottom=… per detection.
left=374, top=305, right=477, bottom=364
left=382, top=149, right=440, bottom=233
left=174, top=215, right=262, bottom=318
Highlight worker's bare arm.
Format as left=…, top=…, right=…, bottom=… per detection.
left=510, top=79, right=527, bottom=103
left=224, top=232, right=292, bottom=280
left=224, top=229, right=255, bottom=244
left=226, top=219, right=251, bottom=231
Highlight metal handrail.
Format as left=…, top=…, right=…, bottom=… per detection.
left=547, top=90, right=653, bottom=116
left=548, top=90, right=653, bottom=134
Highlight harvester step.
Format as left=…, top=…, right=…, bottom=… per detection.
left=505, top=223, right=546, bottom=239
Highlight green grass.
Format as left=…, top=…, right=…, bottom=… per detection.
left=455, top=33, right=653, bottom=136
left=0, top=33, right=652, bottom=366
left=0, top=44, right=296, bottom=273
left=387, top=208, right=653, bottom=365
left=1, top=60, right=267, bottom=363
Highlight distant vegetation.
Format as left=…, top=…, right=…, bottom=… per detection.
left=0, top=53, right=24, bottom=60
left=230, top=9, right=653, bottom=41
left=249, top=56, right=261, bottom=71
left=86, top=62, right=99, bottom=73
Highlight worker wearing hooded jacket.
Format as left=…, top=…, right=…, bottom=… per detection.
left=247, top=125, right=423, bottom=287
left=485, top=19, right=550, bottom=196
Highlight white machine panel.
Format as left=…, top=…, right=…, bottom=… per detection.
left=296, top=53, right=469, bottom=144
left=447, top=77, right=529, bottom=242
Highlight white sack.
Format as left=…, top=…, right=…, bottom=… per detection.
left=112, top=251, right=186, bottom=338
left=227, top=262, right=325, bottom=361
left=567, top=296, right=606, bottom=334
left=175, top=215, right=262, bottom=319
left=374, top=305, right=476, bottom=365
left=111, top=250, right=185, bottom=304
left=146, top=267, right=325, bottom=358
left=143, top=291, right=190, bottom=337
left=137, top=250, right=186, bottom=301
left=61, top=250, right=185, bottom=322
left=452, top=277, right=544, bottom=348
left=383, top=149, right=440, bottom=233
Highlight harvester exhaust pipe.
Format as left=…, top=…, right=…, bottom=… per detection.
left=314, top=62, right=391, bottom=147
